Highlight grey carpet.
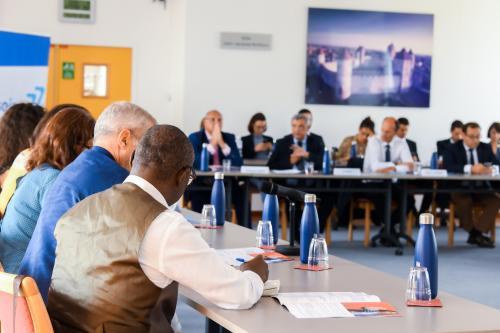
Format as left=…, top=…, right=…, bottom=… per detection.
left=176, top=226, right=500, bottom=332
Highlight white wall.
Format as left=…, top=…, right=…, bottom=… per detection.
left=0, top=0, right=184, bottom=125
left=181, top=0, right=500, bottom=163
left=1, top=0, right=499, bottom=162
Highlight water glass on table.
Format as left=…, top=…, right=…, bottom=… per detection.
left=201, top=204, right=217, bottom=227
left=406, top=266, right=432, bottom=301
left=222, top=159, right=232, bottom=171
left=307, top=235, right=329, bottom=268
left=256, top=220, right=274, bottom=249
left=413, top=161, right=422, bottom=175
left=305, top=161, right=315, bottom=175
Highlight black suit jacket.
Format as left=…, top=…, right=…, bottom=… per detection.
left=188, top=130, right=242, bottom=169
left=267, top=134, right=325, bottom=170
left=406, top=138, right=419, bottom=161
left=241, top=134, right=273, bottom=159
left=443, top=141, right=499, bottom=174
left=437, top=138, right=453, bottom=157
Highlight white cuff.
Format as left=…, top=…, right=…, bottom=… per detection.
left=464, top=164, right=472, bottom=174
left=206, top=144, right=216, bottom=154
left=221, top=144, right=231, bottom=156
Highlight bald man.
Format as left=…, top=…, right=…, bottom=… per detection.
left=362, top=117, right=414, bottom=238
left=48, top=125, right=267, bottom=332
left=188, top=110, right=246, bottom=224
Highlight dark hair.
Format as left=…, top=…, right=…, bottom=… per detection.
left=27, top=107, right=95, bottom=171
left=298, top=109, right=311, bottom=115
left=487, top=122, right=500, bottom=138
left=247, top=112, right=267, bottom=134
left=0, top=103, right=45, bottom=174
left=450, top=120, right=464, bottom=132
left=462, top=122, right=480, bottom=135
left=397, top=117, right=409, bottom=126
left=132, top=124, right=194, bottom=178
left=359, top=117, right=375, bottom=132
left=30, top=103, right=89, bottom=147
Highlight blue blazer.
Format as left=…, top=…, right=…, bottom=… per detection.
left=189, top=130, right=242, bottom=169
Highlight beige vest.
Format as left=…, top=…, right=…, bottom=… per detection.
left=48, top=183, right=177, bottom=333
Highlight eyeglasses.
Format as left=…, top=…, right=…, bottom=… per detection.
left=186, top=166, right=196, bottom=186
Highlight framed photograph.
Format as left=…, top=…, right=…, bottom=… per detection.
left=305, top=8, right=434, bottom=108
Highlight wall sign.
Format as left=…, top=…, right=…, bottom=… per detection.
left=62, top=62, right=75, bottom=79
left=220, top=32, right=272, bottom=51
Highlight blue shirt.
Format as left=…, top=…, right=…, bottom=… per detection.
left=18, top=146, right=129, bottom=302
left=0, top=164, right=60, bottom=273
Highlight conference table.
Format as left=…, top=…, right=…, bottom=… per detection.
left=188, top=168, right=500, bottom=254
left=179, top=208, right=500, bottom=333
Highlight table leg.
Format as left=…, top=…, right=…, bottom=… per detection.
left=384, top=180, right=392, bottom=238
left=206, top=319, right=229, bottom=333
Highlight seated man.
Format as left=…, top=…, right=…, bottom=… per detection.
left=363, top=117, right=414, bottom=232
left=268, top=113, right=335, bottom=237
left=48, top=125, right=267, bottom=332
left=298, top=108, right=325, bottom=147
left=437, top=120, right=464, bottom=158
left=187, top=110, right=246, bottom=224
left=396, top=117, right=419, bottom=161
left=19, top=102, right=156, bottom=301
left=443, top=122, right=500, bottom=248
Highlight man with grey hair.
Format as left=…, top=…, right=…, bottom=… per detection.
left=19, top=101, right=157, bottom=301
left=267, top=113, right=334, bottom=240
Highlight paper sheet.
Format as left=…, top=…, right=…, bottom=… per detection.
left=216, top=247, right=264, bottom=267
left=274, top=292, right=381, bottom=319
left=271, top=169, right=302, bottom=174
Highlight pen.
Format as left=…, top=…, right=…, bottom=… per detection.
left=236, top=257, right=246, bottom=263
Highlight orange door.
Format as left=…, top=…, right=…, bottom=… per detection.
left=46, top=44, right=132, bottom=118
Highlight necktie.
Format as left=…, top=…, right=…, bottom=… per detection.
left=468, top=148, right=474, bottom=165
left=213, top=146, right=221, bottom=166
left=385, top=144, right=391, bottom=162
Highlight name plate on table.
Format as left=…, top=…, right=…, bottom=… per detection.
left=240, top=165, right=270, bottom=173
left=333, top=168, right=362, bottom=176
left=421, top=169, right=448, bottom=177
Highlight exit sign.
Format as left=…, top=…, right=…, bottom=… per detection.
left=62, top=62, right=75, bottom=79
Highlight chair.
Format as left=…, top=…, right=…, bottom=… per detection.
left=324, top=207, right=338, bottom=245
left=447, top=202, right=496, bottom=247
left=347, top=199, right=375, bottom=247
left=0, top=272, right=54, bottom=333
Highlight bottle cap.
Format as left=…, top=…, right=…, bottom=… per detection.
left=304, top=194, right=316, bottom=203
left=419, top=213, right=434, bottom=225
left=214, top=172, right=224, bottom=180
left=202, top=143, right=208, bottom=148
left=324, top=147, right=328, bottom=151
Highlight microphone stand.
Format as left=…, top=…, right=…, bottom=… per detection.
left=276, top=200, right=301, bottom=256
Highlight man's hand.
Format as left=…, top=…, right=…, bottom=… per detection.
left=471, top=163, right=492, bottom=175
left=211, top=123, right=225, bottom=148
left=240, top=255, right=269, bottom=283
left=376, top=166, right=396, bottom=174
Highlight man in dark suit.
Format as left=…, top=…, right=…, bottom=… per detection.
left=298, top=109, right=325, bottom=151
left=187, top=110, right=246, bottom=223
left=397, top=117, right=419, bottom=161
left=268, top=113, right=334, bottom=238
left=437, top=120, right=464, bottom=158
left=443, top=122, right=500, bottom=248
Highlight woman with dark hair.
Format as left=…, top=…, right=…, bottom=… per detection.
left=241, top=112, right=273, bottom=160
left=0, top=104, right=89, bottom=216
left=336, top=116, right=375, bottom=162
left=0, top=103, right=45, bottom=187
left=0, top=107, right=95, bottom=272
left=487, top=122, right=500, bottom=160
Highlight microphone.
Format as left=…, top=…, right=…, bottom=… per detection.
left=260, top=181, right=307, bottom=203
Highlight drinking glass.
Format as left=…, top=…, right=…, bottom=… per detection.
left=406, top=266, right=432, bottom=301
left=413, top=162, right=422, bottom=175
left=307, top=236, right=329, bottom=268
left=222, top=159, right=232, bottom=171
left=305, top=161, right=315, bottom=175
left=201, top=204, right=217, bottom=227
left=256, top=220, right=274, bottom=249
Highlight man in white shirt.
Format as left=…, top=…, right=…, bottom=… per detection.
left=49, top=125, right=268, bottom=332
left=361, top=117, right=414, bottom=235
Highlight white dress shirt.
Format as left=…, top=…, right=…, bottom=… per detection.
left=463, top=142, right=479, bottom=174
left=205, top=130, right=231, bottom=156
left=363, top=135, right=413, bottom=173
left=124, top=176, right=263, bottom=320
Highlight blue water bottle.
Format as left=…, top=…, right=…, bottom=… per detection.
left=210, top=172, right=225, bottom=226
left=322, top=147, right=331, bottom=175
left=300, top=194, right=320, bottom=264
left=350, top=141, right=357, bottom=158
left=200, top=143, right=209, bottom=171
left=430, top=152, right=438, bottom=170
left=262, top=194, right=279, bottom=245
left=414, top=213, right=438, bottom=299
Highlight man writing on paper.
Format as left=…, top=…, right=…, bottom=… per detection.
left=362, top=117, right=414, bottom=233
left=48, top=125, right=268, bottom=332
